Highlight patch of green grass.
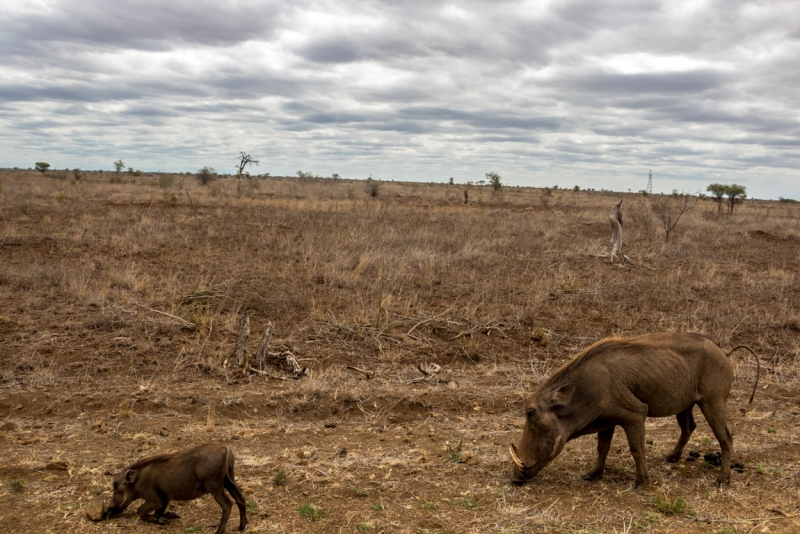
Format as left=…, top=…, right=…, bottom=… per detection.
left=246, top=499, right=258, bottom=515
left=356, top=523, right=376, bottom=531
left=454, top=498, right=478, bottom=509
left=637, top=511, right=661, bottom=528
left=61, top=503, right=80, bottom=510
left=10, top=479, right=26, bottom=492
left=183, top=525, right=205, bottom=533
left=273, top=469, right=286, bottom=486
left=653, top=494, right=689, bottom=515
left=422, top=501, right=438, bottom=511
left=371, top=502, right=385, bottom=511
left=701, top=437, right=713, bottom=446
left=446, top=437, right=465, bottom=463
left=756, top=462, right=766, bottom=475
left=354, top=486, right=370, bottom=497
left=558, top=283, right=576, bottom=294
left=767, top=426, right=777, bottom=434
left=297, top=502, right=325, bottom=521
left=770, top=467, right=783, bottom=477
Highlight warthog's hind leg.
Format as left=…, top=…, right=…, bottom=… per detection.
left=208, top=480, right=233, bottom=534
left=224, top=477, right=249, bottom=531
left=698, top=399, right=732, bottom=487
left=666, top=405, right=696, bottom=462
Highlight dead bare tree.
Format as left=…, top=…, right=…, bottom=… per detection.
left=235, top=152, right=259, bottom=195
left=224, top=312, right=250, bottom=373
left=608, top=200, right=623, bottom=262
left=651, top=191, right=696, bottom=243
left=225, top=313, right=308, bottom=379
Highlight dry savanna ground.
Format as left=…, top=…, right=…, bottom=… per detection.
left=0, top=169, right=799, bottom=534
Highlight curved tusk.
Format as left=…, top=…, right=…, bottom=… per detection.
left=508, top=444, right=525, bottom=470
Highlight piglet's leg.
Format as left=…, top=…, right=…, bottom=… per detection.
left=137, top=500, right=169, bottom=524
left=208, top=481, right=233, bottom=534
left=155, top=501, right=180, bottom=520
left=224, top=477, right=249, bottom=531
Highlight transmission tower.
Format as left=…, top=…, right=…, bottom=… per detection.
left=646, top=170, right=652, bottom=195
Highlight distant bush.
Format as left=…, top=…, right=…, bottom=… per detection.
left=778, top=197, right=797, bottom=203
left=196, top=166, right=217, bottom=186
left=35, top=162, right=50, bottom=174
left=365, top=177, right=379, bottom=198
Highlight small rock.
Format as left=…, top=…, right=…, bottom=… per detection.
left=447, top=381, right=458, bottom=389
left=324, top=422, right=337, bottom=429
left=85, top=499, right=108, bottom=521
left=337, top=447, right=348, bottom=457
left=465, top=453, right=479, bottom=466
left=159, top=428, right=169, bottom=437
left=734, top=462, right=744, bottom=469
left=0, top=421, right=15, bottom=431
left=13, top=404, right=22, bottom=411
left=689, top=450, right=700, bottom=458
left=45, top=460, right=69, bottom=471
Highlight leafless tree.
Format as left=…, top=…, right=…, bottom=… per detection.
left=651, top=191, right=696, bottom=243
left=235, top=152, right=259, bottom=179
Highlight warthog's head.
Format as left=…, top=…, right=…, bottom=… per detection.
left=510, top=388, right=571, bottom=484
left=107, top=469, right=139, bottom=518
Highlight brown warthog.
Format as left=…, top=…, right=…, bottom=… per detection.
left=107, top=443, right=247, bottom=533
left=509, top=333, right=759, bottom=490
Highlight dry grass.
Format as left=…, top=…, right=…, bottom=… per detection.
left=1, top=169, right=799, bottom=532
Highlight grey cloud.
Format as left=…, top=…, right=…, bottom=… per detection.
left=1, top=0, right=799, bottom=198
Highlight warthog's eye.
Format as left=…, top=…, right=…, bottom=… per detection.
left=526, top=408, right=537, bottom=420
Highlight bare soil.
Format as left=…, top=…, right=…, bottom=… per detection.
left=1, top=171, right=799, bottom=533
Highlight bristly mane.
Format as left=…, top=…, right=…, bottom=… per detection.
left=128, top=453, right=174, bottom=470
left=542, top=337, right=623, bottom=387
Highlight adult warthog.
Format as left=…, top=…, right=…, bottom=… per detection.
left=509, top=333, right=759, bottom=490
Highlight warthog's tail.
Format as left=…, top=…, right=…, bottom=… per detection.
left=223, top=446, right=236, bottom=482
left=726, top=345, right=760, bottom=404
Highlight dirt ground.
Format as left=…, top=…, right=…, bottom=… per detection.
left=1, top=171, right=799, bottom=533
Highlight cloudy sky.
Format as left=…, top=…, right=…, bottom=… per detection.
left=1, top=0, right=799, bottom=198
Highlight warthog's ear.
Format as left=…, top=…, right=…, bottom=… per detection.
left=124, top=469, right=138, bottom=483
left=548, top=384, right=575, bottom=407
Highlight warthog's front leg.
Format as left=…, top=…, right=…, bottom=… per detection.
left=583, top=426, right=615, bottom=481
left=620, top=402, right=651, bottom=491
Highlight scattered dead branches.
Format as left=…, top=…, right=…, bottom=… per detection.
left=224, top=314, right=307, bottom=379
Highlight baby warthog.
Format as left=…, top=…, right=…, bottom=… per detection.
left=509, top=333, right=759, bottom=490
left=107, top=443, right=247, bottom=533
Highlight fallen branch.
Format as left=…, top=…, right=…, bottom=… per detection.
left=407, top=305, right=457, bottom=335
left=132, top=301, right=196, bottom=330
left=408, top=362, right=444, bottom=384
left=346, top=366, right=375, bottom=379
